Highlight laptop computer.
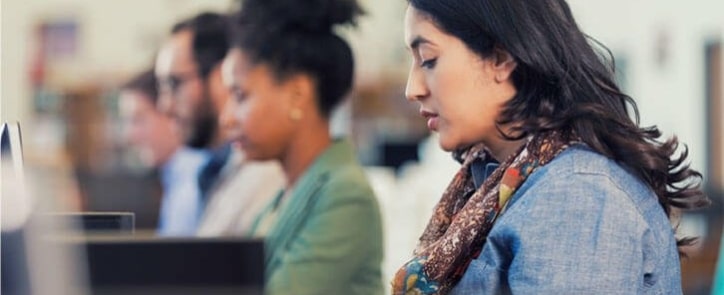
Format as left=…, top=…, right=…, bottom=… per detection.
left=42, top=212, right=135, bottom=234
left=69, top=236, right=265, bottom=295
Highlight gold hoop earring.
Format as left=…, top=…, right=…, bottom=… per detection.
left=290, top=108, right=303, bottom=120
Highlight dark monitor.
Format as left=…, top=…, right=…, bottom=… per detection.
left=1, top=230, right=32, bottom=295
left=43, top=212, right=135, bottom=234
left=1, top=122, right=12, bottom=153
left=1, top=122, right=32, bottom=294
left=381, top=141, right=421, bottom=172
left=71, top=237, right=265, bottom=295
left=3, top=122, right=89, bottom=294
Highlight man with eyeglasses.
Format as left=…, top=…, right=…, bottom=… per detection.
left=120, top=69, right=207, bottom=236
left=155, top=12, right=283, bottom=236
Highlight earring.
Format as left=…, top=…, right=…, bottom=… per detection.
left=290, top=108, right=303, bottom=120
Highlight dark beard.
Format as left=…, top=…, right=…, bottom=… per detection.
left=186, top=85, right=218, bottom=149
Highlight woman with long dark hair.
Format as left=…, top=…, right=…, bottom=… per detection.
left=222, top=0, right=384, bottom=294
left=392, top=0, right=709, bottom=294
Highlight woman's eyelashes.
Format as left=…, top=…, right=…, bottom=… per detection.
left=420, top=58, right=437, bottom=69
left=233, top=89, right=248, bottom=102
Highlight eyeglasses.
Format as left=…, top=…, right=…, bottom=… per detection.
left=158, top=71, right=200, bottom=96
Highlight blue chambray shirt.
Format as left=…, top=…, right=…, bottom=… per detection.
left=451, top=145, right=682, bottom=294
left=157, top=147, right=210, bottom=236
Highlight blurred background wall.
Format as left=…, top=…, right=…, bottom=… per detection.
left=2, top=0, right=722, bottom=294
left=3, top=0, right=722, bottom=185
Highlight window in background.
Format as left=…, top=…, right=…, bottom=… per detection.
left=705, top=40, right=723, bottom=193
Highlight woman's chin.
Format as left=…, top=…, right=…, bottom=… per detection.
left=437, top=136, right=458, bottom=152
left=240, top=150, right=266, bottom=162
left=237, top=147, right=276, bottom=163
left=438, top=134, right=478, bottom=153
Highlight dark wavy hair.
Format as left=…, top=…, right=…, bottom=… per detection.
left=229, top=0, right=364, bottom=117
left=409, top=0, right=710, bottom=249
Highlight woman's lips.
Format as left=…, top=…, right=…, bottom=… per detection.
left=232, top=140, right=244, bottom=150
left=231, top=135, right=248, bottom=150
left=420, top=109, right=439, bottom=131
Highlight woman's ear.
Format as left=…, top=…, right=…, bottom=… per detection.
left=283, top=73, right=316, bottom=120
left=492, top=46, right=517, bottom=83
left=286, top=74, right=315, bottom=106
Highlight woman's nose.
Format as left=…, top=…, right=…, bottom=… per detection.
left=405, top=68, right=428, bottom=102
left=219, top=99, right=237, bottom=130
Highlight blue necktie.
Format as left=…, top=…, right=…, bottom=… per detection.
left=198, top=144, right=232, bottom=207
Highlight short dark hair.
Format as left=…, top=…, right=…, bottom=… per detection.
left=121, top=69, right=159, bottom=103
left=172, top=12, right=230, bottom=79
left=230, top=0, right=364, bottom=117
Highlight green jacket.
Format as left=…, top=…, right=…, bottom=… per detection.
left=253, top=139, right=384, bottom=295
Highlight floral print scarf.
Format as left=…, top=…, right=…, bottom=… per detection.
left=391, top=131, right=578, bottom=294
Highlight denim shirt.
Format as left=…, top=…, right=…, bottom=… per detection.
left=157, top=147, right=210, bottom=236
left=451, top=145, right=682, bottom=295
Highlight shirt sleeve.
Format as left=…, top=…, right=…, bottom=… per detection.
left=495, top=172, right=650, bottom=294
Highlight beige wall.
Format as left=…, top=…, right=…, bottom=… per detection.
left=1, top=0, right=234, bottom=124
left=569, top=0, right=724, bottom=185
left=2, top=0, right=723, bottom=184
left=0, top=0, right=406, bottom=125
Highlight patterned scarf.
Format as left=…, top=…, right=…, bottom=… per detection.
left=391, top=131, right=578, bottom=294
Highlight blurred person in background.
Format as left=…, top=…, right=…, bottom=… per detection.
left=119, top=69, right=209, bottom=235
left=155, top=12, right=284, bottom=236
left=120, top=70, right=180, bottom=169
left=391, top=0, right=710, bottom=294
left=222, top=0, right=384, bottom=293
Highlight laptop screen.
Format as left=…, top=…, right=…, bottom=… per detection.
left=42, top=212, right=136, bottom=234
left=70, top=236, right=265, bottom=295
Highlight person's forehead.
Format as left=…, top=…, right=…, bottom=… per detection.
left=404, top=7, right=440, bottom=49
left=221, top=51, right=240, bottom=88
left=120, top=90, right=155, bottom=110
left=157, top=30, right=197, bottom=73
left=119, top=92, right=142, bottom=116
left=232, top=50, right=257, bottom=74
left=223, top=50, right=259, bottom=82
